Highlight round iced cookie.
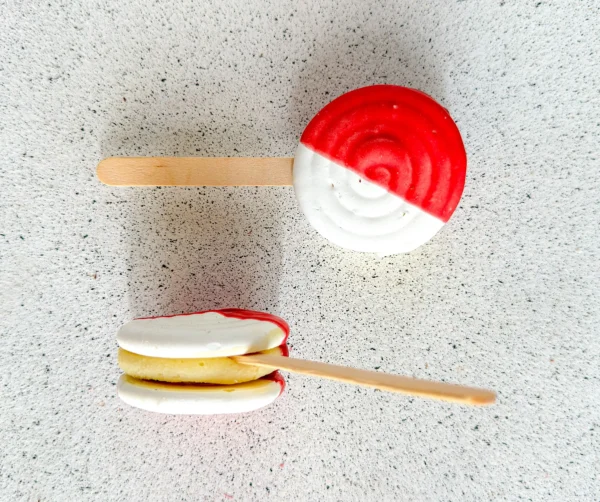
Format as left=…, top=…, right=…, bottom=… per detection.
left=117, top=373, right=285, bottom=415
left=293, top=85, right=467, bottom=254
left=117, top=308, right=289, bottom=358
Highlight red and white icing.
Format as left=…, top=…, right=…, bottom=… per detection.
left=117, top=309, right=289, bottom=358
left=293, top=85, right=467, bottom=254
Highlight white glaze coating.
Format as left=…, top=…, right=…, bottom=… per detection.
left=116, top=312, right=286, bottom=358
left=117, top=375, right=282, bottom=415
left=293, top=143, right=445, bottom=254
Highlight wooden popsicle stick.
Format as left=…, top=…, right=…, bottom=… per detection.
left=97, top=157, right=294, bottom=186
left=232, top=354, right=496, bottom=406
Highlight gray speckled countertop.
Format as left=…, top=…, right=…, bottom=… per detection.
left=1, top=1, right=598, bottom=501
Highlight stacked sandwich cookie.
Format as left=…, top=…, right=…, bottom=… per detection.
left=116, top=309, right=289, bottom=415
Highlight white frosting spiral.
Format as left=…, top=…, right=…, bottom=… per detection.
left=293, top=144, right=445, bottom=254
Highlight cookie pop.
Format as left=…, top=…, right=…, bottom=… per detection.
left=97, top=85, right=466, bottom=254
left=116, top=309, right=289, bottom=415
left=116, top=309, right=495, bottom=415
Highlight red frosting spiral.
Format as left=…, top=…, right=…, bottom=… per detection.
left=300, top=85, right=467, bottom=222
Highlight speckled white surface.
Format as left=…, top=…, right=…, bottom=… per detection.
left=1, top=1, right=599, bottom=501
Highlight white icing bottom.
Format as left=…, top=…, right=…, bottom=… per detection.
left=117, top=375, right=282, bottom=415
left=117, top=312, right=286, bottom=358
left=293, top=143, right=445, bottom=254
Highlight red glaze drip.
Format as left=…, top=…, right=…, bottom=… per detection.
left=137, top=308, right=290, bottom=344
left=300, top=85, right=467, bottom=222
left=264, top=371, right=286, bottom=396
left=264, top=344, right=288, bottom=396
left=277, top=343, right=289, bottom=357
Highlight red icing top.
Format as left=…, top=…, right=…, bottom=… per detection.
left=137, top=308, right=290, bottom=344
left=300, top=85, right=467, bottom=222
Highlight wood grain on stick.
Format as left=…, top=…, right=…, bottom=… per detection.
left=97, top=157, right=294, bottom=186
left=232, top=354, right=496, bottom=406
